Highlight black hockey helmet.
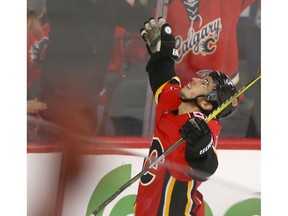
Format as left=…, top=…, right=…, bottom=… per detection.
left=181, top=70, right=238, bottom=119
left=205, top=70, right=238, bottom=119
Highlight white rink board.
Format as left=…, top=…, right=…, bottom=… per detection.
left=61, top=151, right=146, bottom=216
left=27, top=153, right=62, bottom=216
left=199, top=150, right=261, bottom=215
left=27, top=149, right=260, bottom=216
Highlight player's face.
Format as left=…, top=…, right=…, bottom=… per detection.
left=180, top=76, right=215, bottom=99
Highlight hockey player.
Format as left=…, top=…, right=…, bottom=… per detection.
left=134, top=18, right=238, bottom=216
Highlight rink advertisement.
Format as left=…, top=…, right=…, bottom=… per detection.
left=27, top=139, right=260, bottom=216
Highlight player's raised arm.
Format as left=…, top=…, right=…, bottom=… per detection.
left=140, top=17, right=179, bottom=96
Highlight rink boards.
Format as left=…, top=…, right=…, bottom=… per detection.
left=27, top=137, right=260, bottom=216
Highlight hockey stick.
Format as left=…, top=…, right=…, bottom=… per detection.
left=90, top=74, right=261, bottom=216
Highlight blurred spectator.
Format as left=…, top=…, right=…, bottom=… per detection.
left=35, top=1, right=155, bottom=199
left=165, top=0, right=255, bottom=86
left=97, top=26, right=128, bottom=106
left=27, top=98, right=47, bottom=140
left=99, top=29, right=148, bottom=135
left=38, top=0, right=155, bottom=137
left=27, top=0, right=49, bottom=140
left=27, top=98, right=47, bottom=115
left=27, top=0, right=50, bottom=90
left=237, top=0, right=261, bottom=137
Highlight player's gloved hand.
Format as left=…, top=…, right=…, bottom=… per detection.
left=140, top=17, right=179, bottom=59
left=179, top=118, right=213, bottom=159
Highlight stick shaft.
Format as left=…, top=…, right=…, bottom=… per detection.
left=91, top=74, right=261, bottom=215
left=90, top=138, right=183, bottom=215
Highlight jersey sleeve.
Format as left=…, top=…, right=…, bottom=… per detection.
left=146, top=53, right=178, bottom=97
left=167, top=118, right=221, bottom=182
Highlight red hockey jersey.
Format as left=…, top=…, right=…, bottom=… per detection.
left=135, top=77, right=221, bottom=216
left=166, top=0, right=255, bottom=86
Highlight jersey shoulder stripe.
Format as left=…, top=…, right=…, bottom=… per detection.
left=154, top=76, right=181, bottom=104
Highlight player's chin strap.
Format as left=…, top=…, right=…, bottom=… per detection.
left=181, top=94, right=210, bottom=116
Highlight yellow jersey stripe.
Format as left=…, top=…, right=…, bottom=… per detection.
left=163, top=176, right=176, bottom=216
left=154, top=76, right=181, bottom=104
left=184, top=180, right=194, bottom=215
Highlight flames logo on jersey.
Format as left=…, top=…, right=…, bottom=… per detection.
left=175, top=18, right=222, bottom=62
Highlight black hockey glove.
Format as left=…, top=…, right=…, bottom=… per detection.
left=140, top=17, right=179, bottom=59
left=179, top=118, right=213, bottom=160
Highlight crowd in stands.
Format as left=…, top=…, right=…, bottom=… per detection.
left=27, top=0, right=261, bottom=141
